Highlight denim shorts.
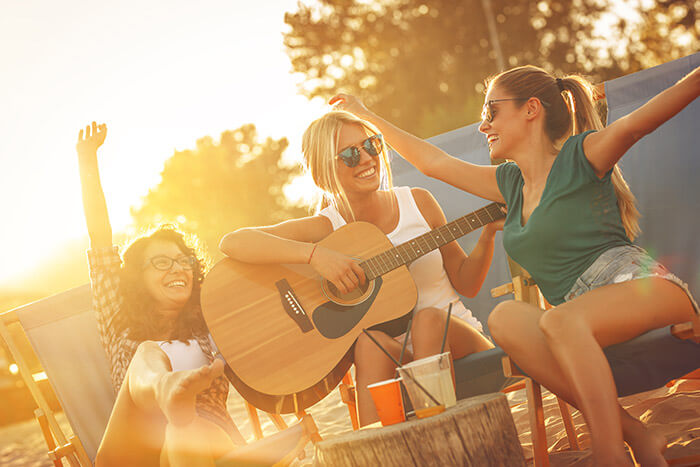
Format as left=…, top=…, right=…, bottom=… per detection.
left=564, top=244, right=699, bottom=315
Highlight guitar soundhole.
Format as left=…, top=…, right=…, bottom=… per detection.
left=323, top=279, right=374, bottom=305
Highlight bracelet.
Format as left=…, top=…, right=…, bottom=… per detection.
left=307, top=244, right=318, bottom=264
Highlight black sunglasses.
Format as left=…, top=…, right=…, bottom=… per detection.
left=144, top=255, right=196, bottom=271
left=481, top=98, right=552, bottom=123
left=337, top=134, right=384, bottom=168
left=480, top=98, right=529, bottom=123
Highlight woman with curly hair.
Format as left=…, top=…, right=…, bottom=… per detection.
left=76, top=122, right=243, bottom=466
left=332, top=64, right=699, bottom=465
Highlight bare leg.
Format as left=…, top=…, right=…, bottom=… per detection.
left=97, top=342, right=172, bottom=467
left=411, top=307, right=494, bottom=361
left=489, top=278, right=694, bottom=466
left=489, top=302, right=666, bottom=465
left=161, top=414, right=234, bottom=467
left=96, top=342, right=236, bottom=467
left=353, top=330, right=409, bottom=426
left=411, top=307, right=494, bottom=388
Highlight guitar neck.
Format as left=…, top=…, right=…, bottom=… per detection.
left=360, top=202, right=505, bottom=281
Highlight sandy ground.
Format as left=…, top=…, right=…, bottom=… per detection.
left=1, top=379, right=698, bottom=466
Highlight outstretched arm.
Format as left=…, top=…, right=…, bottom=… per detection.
left=584, top=66, right=700, bottom=175
left=76, top=122, right=112, bottom=248
left=412, top=188, right=502, bottom=298
left=330, top=94, right=503, bottom=203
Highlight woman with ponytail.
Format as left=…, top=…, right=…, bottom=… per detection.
left=332, top=64, right=699, bottom=465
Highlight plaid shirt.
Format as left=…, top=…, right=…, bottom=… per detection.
left=87, top=246, right=238, bottom=439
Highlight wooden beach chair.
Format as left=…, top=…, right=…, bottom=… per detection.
left=0, top=285, right=109, bottom=466
left=0, top=284, right=318, bottom=466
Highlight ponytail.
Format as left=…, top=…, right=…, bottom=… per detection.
left=559, top=76, right=641, bottom=241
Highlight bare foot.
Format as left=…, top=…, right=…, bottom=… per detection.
left=623, top=415, right=668, bottom=467
left=592, top=448, right=635, bottom=467
left=156, top=359, right=224, bottom=426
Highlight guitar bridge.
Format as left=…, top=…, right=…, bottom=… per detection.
left=275, top=279, right=313, bottom=333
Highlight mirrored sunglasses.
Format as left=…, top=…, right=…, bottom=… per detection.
left=337, top=134, right=384, bottom=168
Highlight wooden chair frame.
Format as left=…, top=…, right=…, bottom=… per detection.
left=244, top=401, right=323, bottom=444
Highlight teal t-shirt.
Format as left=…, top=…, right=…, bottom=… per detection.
left=495, top=130, right=631, bottom=305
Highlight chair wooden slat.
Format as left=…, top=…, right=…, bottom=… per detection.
left=0, top=319, right=79, bottom=462
left=34, top=409, right=63, bottom=467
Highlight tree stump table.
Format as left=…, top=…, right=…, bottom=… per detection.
left=314, top=393, right=525, bottom=466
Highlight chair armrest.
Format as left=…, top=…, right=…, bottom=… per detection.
left=671, top=318, right=700, bottom=343
left=491, top=283, right=514, bottom=298
left=501, top=355, right=524, bottom=377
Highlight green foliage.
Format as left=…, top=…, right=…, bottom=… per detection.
left=130, top=124, right=309, bottom=260
left=604, top=0, right=699, bottom=72
left=284, top=0, right=698, bottom=138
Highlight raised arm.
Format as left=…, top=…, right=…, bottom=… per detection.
left=330, top=94, right=504, bottom=203
left=412, top=188, right=502, bottom=298
left=584, top=65, right=700, bottom=175
left=76, top=122, right=112, bottom=249
left=220, top=216, right=367, bottom=295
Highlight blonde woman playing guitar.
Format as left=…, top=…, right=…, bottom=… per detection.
left=219, top=111, right=501, bottom=426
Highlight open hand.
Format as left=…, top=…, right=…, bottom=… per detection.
left=309, top=245, right=366, bottom=295
left=76, top=121, right=107, bottom=156
left=329, top=93, right=369, bottom=117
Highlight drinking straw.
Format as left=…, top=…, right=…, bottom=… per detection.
left=398, top=311, right=414, bottom=366
left=362, top=329, right=441, bottom=406
left=439, top=302, right=453, bottom=354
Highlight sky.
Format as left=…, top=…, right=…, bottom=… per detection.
left=0, top=0, right=327, bottom=285
left=0, top=0, right=673, bottom=288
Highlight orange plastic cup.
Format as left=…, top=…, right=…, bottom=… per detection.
left=367, top=378, right=405, bottom=426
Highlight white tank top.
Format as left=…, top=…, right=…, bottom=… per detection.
left=158, top=335, right=220, bottom=372
left=319, top=186, right=483, bottom=332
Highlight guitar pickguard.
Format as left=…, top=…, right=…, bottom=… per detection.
left=311, top=277, right=384, bottom=339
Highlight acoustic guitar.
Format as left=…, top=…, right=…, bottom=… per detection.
left=201, top=202, right=505, bottom=413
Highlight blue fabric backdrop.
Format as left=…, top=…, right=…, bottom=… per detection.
left=606, top=52, right=699, bottom=301
left=391, top=53, right=699, bottom=334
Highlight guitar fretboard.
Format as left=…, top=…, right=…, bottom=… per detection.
left=360, top=202, right=505, bottom=281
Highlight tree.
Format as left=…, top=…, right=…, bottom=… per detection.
left=284, top=0, right=698, bottom=138
left=130, top=124, right=309, bottom=260
left=598, top=0, right=699, bottom=73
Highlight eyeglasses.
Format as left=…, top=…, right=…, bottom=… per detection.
left=144, top=255, right=196, bottom=271
left=337, top=134, right=384, bottom=168
left=481, top=98, right=529, bottom=123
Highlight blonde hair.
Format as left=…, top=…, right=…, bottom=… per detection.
left=302, top=110, right=393, bottom=221
left=487, top=65, right=641, bottom=241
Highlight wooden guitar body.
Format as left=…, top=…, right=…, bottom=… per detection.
left=201, top=222, right=418, bottom=413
